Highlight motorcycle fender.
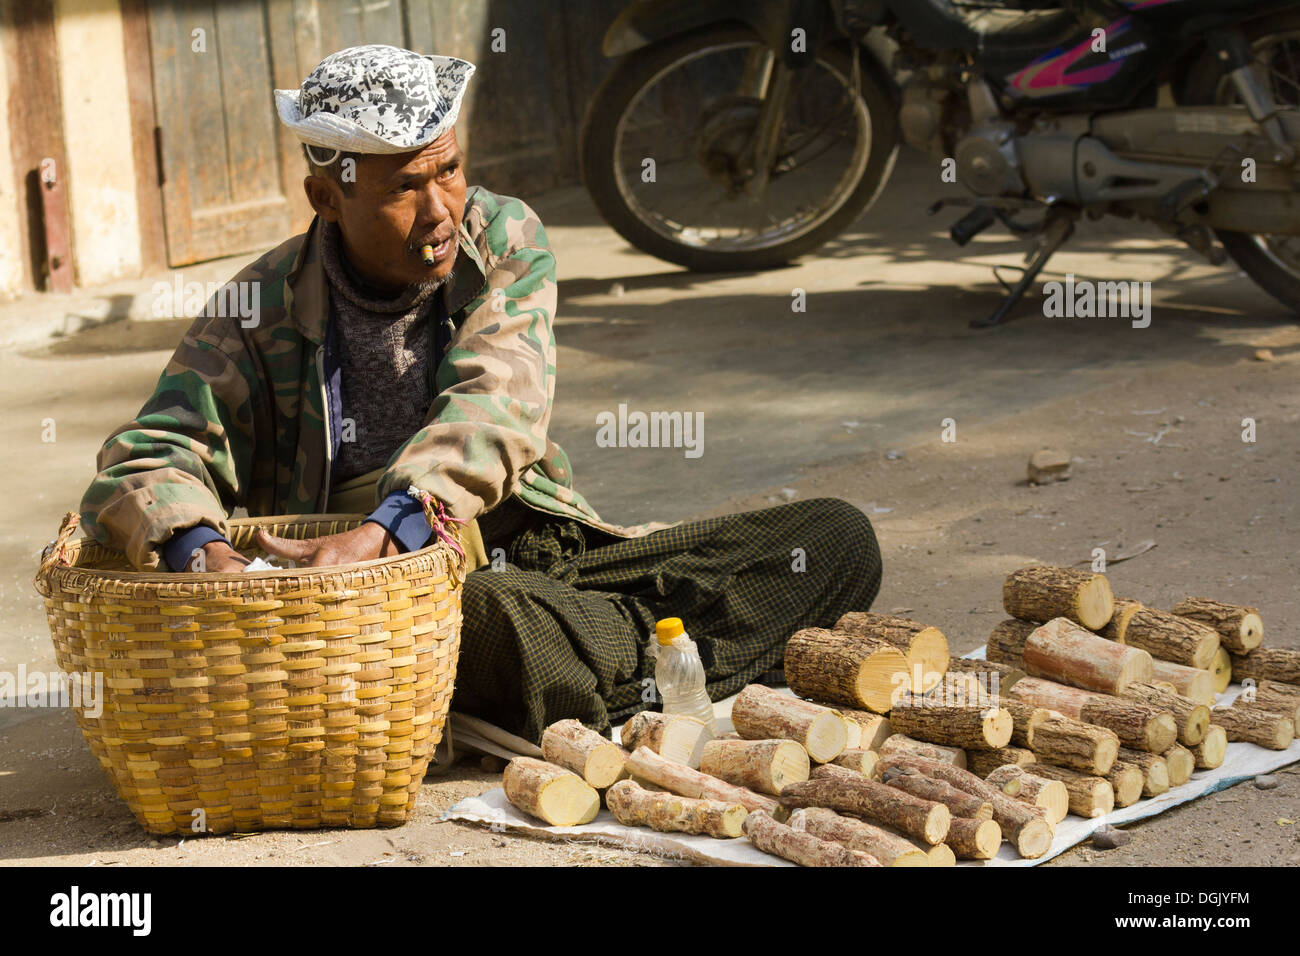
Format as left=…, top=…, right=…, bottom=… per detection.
left=602, top=0, right=832, bottom=66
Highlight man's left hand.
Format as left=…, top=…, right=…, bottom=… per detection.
left=254, top=521, right=401, bottom=568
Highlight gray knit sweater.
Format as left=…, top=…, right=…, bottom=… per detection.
left=321, top=222, right=439, bottom=484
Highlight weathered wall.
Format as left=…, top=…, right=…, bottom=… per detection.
left=0, top=26, right=22, bottom=299
left=53, top=0, right=141, bottom=285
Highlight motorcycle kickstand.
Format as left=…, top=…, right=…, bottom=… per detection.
left=969, top=212, right=1075, bottom=329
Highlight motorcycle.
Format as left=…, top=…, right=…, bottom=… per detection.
left=579, top=0, right=1300, bottom=325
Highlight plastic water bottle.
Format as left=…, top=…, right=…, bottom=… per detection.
left=653, top=617, right=717, bottom=733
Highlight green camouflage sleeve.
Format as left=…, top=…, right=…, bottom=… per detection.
left=377, top=206, right=557, bottom=520
left=78, top=313, right=260, bottom=570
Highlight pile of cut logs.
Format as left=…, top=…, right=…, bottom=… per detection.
left=498, top=576, right=1298, bottom=866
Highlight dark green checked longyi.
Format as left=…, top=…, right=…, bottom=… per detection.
left=452, top=497, right=883, bottom=745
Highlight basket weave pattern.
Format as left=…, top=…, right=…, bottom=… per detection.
left=36, top=514, right=463, bottom=835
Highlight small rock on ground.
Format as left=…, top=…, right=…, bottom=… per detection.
left=1092, top=825, right=1132, bottom=850
left=1254, top=774, right=1280, bottom=790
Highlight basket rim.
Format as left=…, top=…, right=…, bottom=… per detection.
left=39, top=512, right=464, bottom=590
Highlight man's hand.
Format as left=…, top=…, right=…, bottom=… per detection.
left=185, top=540, right=251, bottom=572
left=253, top=521, right=400, bottom=568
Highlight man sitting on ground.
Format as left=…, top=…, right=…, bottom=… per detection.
left=79, top=45, right=883, bottom=745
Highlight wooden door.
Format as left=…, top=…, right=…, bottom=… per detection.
left=149, top=0, right=290, bottom=266
left=144, top=0, right=628, bottom=267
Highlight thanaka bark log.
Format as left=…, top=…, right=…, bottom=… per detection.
left=836, top=709, right=892, bottom=751
left=945, top=817, right=1002, bottom=860
left=1119, top=681, right=1210, bottom=746
left=1170, top=597, right=1263, bottom=654
left=625, top=746, right=778, bottom=813
left=888, top=697, right=1013, bottom=749
left=618, top=711, right=712, bottom=768
left=878, top=734, right=968, bottom=768
left=1030, top=715, right=1119, bottom=774
left=1151, top=659, right=1216, bottom=705
left=985, top=619, right=1037, bottom=667
left=1105, top=758, right=1152, bottom=803
left=1160, top=744, right=1195, bottom=786
left=787, top=806, right=928, bottom=866
left=984, top=765, right=1069, bottom=825
left=743, top=810, right=880, bottom=866
left=1191, top=725, right=1227, bottom=769
left=835, top=612, right=949, bottom=694
left=1248, top=680, right=1300, bottom=727
left=605, top=779, right=747, bottom=837
left=874, top=754, right=1054, bottom=859
left=540, top=719, right=627, bottom=788
left=1099, top=598, right=1143, bottom=643
left=503, top=757, right=600, bottom=826
left=699, top=738, right=810, bottom=795
left=784, top=628, right=909, bottom=713
left=832, top=748, right=878, bottom=776
left=1002, top=565, right=1114, bottom=630
left=965, top=747, right=1036, bottom=779
left=729, top=684, right=847, bottom=762
left=882, top=769, right=993, bottom=821
left=1211, top=704, right=1295, bottom=750
left=1122, top=607, right=1221, bottom=670
left=778, top=776, right=952, bottom=845
left=945, top=656, right=1025, bottom=694
left=1022, top=618, right=1153, bottom=694
left=1228, top=648, right=1300, bottom=687
left=1017, top=762, right=1114, bottom=819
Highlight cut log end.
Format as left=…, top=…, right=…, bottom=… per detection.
left=1145, top=712, right=1179, bottom=754
left=1109, top=762, right=1150, bottom=805
left=1192, top=725, right=1227, bottom=770
left=786, top=627, right=911, bottom=713
left=1151, top=659, right=1216, bottom=706
left=985, top=765, right=1069, bottom=825
left=805, top=712, right=850, bottom=763
left=1002, top=565, right=1113, bottom=630
left=619, top=711, right=712, bottom=769
left=907, top=627, right=950, bottom=694
left=832, top=748, right=878, bottom=777
left=1170, top=597, right=1264, bottom=653
left=946, top=817, right=1003, bottom=860
left=503, top=758, right=600, bottom=827
left=1015, top=818, right=1054, bottom=859
left=1077, top=574, right=1117, bottom=631
left=1211, top=648, right=1232, bottom=694
left=1163, top=744, right=1195, bottom=786
left=926, top=843, right=956, bottom=867
left=878, top=734, right=967, bottom=768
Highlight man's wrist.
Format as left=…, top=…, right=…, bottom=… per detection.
left=365, top=491, right=433, bottom=553
left=164, top=525, right=230, bottom=572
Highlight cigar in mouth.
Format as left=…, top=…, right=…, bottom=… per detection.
left=420, top=244, right=435, bottom=266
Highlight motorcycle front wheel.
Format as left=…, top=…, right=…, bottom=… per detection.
left=579, top=25, right=899, bottom=272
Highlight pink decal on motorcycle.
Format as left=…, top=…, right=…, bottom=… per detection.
left=1009, top=18, right=1131, bottom=97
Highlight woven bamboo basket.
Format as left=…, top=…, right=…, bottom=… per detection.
left=34, top=511, right=464, bottom=835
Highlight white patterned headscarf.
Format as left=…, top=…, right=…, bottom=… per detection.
left=275, top=44, right=475, bottom=164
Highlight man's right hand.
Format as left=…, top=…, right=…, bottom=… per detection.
left=185, top=540, right=251, bottom=572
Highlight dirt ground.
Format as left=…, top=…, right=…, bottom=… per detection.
left=1, top=152, right=1298, bottom=867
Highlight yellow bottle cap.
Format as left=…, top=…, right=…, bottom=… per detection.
left=655, top=617, right=685, bottom=646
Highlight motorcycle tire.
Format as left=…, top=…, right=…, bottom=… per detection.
left=579, top=25, right=899, bottom=272
left=1180, top=12, right=1300, bottom=312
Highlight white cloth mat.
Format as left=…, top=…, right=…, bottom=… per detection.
left=444, top=656, right=1300, bottom=865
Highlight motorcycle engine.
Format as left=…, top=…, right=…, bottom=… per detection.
left=899, top=71, right=951, bottom=155
left=955, top=125, right=1025, bottom=197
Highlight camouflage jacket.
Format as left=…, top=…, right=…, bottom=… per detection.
left=80, top=187, right=667, bottom=570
